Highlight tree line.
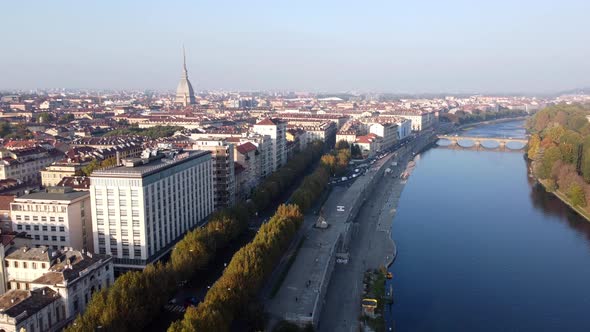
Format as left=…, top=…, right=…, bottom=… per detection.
left=168, top=145, right=350, bottom=331
left=527, top=103, right=590, bottom=208
left=168, top=204, right=303, bottom=332
left=292, top=145, right=351, bottom=212
left=440, top=108, right=527, bottom=125
left=103, top=125, right=184, bottom=139
left=65, top=141, right=326, bottom=332
left=251, top=140, right=325, bottom=211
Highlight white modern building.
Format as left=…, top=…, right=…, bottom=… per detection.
left=89, top=150, right=214, bottom=270
left=395, top=118, right=412, bottom=140
left=369, top=122, right=398, bottom=151
left=10, top=187, right=93, bottom=252
left=252, top=118, right=287, bottom=172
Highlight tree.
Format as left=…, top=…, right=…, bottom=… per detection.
left=351, top=144, right=362, bottom=159
left=336, top=140, right=350, bottom=150
left=37, top=112, right=54, bottom=124
left=568, top=183, right=586, bottom=207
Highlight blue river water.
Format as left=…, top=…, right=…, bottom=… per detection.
left=386, top=120, right=590, bottom=331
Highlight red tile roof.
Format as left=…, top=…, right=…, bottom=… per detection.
left=236, top=142, right=257, bottom=154
left=256, top=118, right=277, bottom=126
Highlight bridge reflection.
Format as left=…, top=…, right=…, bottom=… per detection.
left=436, top=135, right=528, bottom=151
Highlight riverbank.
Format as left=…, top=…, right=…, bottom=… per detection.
left=457, top=115, right=529, bottom=131
left=538, top=179, right=590, bottom=222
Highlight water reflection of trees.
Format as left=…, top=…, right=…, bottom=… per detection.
left=529, top=178, right=590, bottom=243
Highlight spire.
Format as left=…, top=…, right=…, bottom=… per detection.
left=182, top=45, right=188, bottom=78
left=175, top=45, right=196, bottom=106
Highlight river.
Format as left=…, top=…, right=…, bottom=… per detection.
left=386, top=120, right=590, bottom=331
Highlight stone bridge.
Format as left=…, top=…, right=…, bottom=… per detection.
left=437, top=135, right=529, bottom=150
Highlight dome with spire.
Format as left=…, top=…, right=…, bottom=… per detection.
left=175, top=47, right=196, bottom=106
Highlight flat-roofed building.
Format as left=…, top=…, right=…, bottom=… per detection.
left=41, top=162, right=87, bottom=187
left=192, top=138, right=236, bottom=209
left=253, top=118, right=287, bottom=172
left=89, top=150, right=213, bottom=270
left=10, top=187, right=92, bottom=252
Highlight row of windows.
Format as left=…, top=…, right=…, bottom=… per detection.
left=98, top=245, right=141, bottom=257
left=15, top=215, right=64, bottom=222
left=32, top=235, right=67, bottom=242
left=16, top=225, right=65, bottom=232
left=6, top=260, right=47, bottom=269
left=11, top=204, right=67, bottom=213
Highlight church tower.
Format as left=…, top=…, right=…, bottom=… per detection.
left=175, top=46, right=196, bottom=106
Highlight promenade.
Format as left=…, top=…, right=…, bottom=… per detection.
left=266, top=131, right=434, bottom=330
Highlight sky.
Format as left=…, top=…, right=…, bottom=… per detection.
left=2, top=0, right=589, bottom=94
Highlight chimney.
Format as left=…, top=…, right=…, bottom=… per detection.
left=116, top=151, right=121, bottom=166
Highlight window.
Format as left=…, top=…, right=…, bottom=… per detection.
left=42, top=226, right=48, bottom=231
left=60, top=236, right=65, bottom=242
left=24, top=216, right=30, bottom=221
left=34, top=235, right=40, bottom=240
left=41, top=216, right=47, bottom=222
left=134, top=249, right=141, bottom=256
left=32, top=263, right=36, bottom=269
left=17, top=225, right=22, bottom=230
left=51, top=236, right=57, bottom=241
left=58, top=217, right=64, bottom=223
left=23, top=262, right=27, bottom=268
left=42, top=263, right=46, bottom=269
left=14, top=261, right=18, bottom=268
left=59, top=226, right=65, bottom=232
left=25, top=225, right=31, bottom=231
left=33, top=216, right=38, bottom=221
left=43, top=235, right=48, bottom=241
left=33, top=225, right=39, bottom=231
left=50, top=217, right=55, bottom=222
left=50, top=226, right=56, bottom=232
left=15, top=215, right=21, bottom=221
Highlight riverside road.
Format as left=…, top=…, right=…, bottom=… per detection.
left=318, top=131, right=433, bottom=332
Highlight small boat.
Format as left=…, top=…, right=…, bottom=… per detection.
left=386, top=272, right=393, bottom=279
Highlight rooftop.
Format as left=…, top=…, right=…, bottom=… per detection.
left=0, top=287, right=60, bottom=323
left=14, top=187, right=88, bottom=202
left=90, top=150, right=210, bottom=178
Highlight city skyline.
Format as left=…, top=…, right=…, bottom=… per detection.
left=2, top=0, right=590, bottom=93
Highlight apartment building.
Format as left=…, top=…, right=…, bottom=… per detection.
left=0, top=147, right=63, bottom=184
left=89, top=150, right=214, bottom=270
left=192, top=138, right=236, bottom=209
left=10, top=187, right=92, bottom=252
left=1, top=246, right=113, bottom=327
left=252, top=118, right=287, bottom=172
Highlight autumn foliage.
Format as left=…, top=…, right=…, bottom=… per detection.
left=527, top=103, right=590, bottom=208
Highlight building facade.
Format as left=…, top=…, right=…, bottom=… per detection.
left=10, top=187, right=92, bottom=253
left=89, top=150, right=213, bottom=269
left=252, top=118, right=287, bottom=172
left=192, top=138, right=236, bottom=209
left=0, top=148, right=63, bottom=184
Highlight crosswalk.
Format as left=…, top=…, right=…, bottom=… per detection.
left=165, top=304, right=186, bottom=313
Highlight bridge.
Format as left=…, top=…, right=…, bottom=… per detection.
left=437, top=135, right=529, bottom=150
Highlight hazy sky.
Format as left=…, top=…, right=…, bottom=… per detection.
left=2, top=0, right=589, bottom=93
